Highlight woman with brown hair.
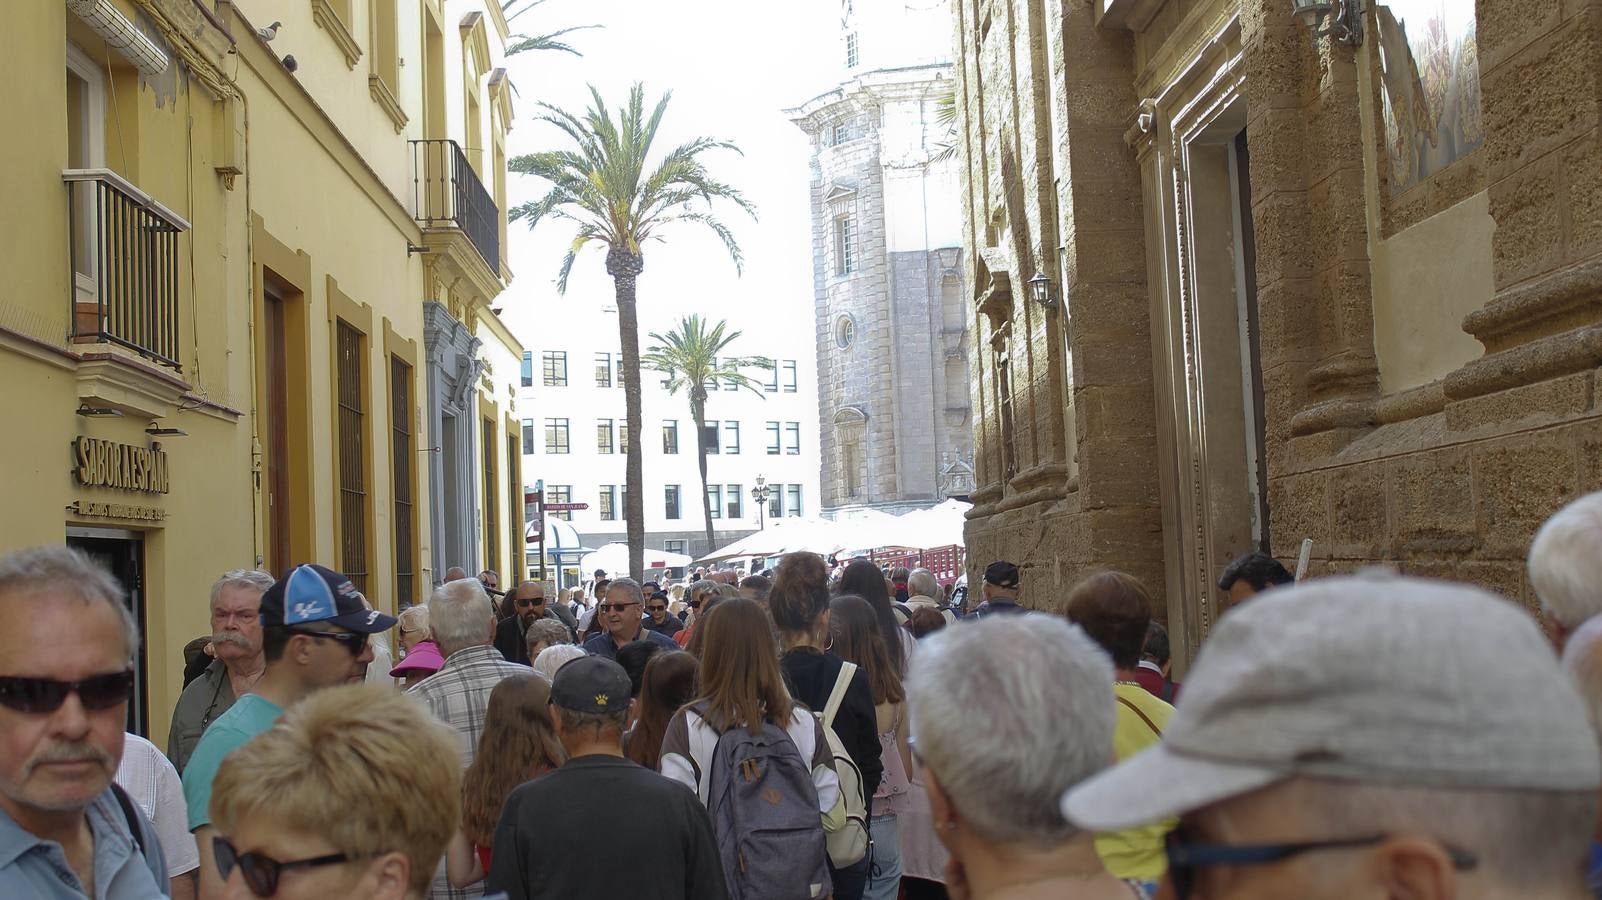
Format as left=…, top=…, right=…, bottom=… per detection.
left=774, top=553, right=884, bottom=900
left=445, top=674, right=566, bottom=887
left=624, top=650, right=700, bottom=770
left=830, top=595, right=916, bottom=900
left=838, top=558, right=912, bottom=678
left=659, top=597, right=840, bottom=898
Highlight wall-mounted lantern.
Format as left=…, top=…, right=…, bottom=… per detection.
left=1290, top=0, right=1363, bottom=46
left=1028, top=271, right=1056, bottom=310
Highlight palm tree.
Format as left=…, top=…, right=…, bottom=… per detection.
left=510, top=84, right=755, bottom=579
left=643, top=316, right=773, bottom=555
left=501, top=0, right=598, bottom=57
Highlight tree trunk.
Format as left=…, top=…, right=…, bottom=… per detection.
left=607, top=248, right=646, bottom=581
left=690, top=386, right=714, bottom=555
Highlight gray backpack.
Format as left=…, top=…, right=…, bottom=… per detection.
left=693, top=703, right=832, bottom=900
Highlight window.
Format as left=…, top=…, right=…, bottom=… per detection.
left=599, top=485, right=617, bottom=521
left=665, top=539, right=686, bottom=556
left=782, top=360, right=798, bottom=393
left=828, top=116, right=861, bottom=147
left=481, top=418, right=498, bottom=577
left=766, top=421, right=781, bottom=455
left=597, top=419, right=615, bottom=454
left=764, top=363, right=779, bottom=393
left=785, top=422, right=801, bottom=455
left=619, top=423, right=630, bottom=454
left=787, top=484, right=803, bottom=517
left=834, top=216, right=856, bottom=276
left=835, top=316, right=856, bottom=348
left=521, top=418, right=534, bottom=454
left=665, top=485, right=681, bottom=520
left=704, top=422, right=721, bottom=455
left=507, top=431, right=521, bottom=562
left=704, top=357, right=720, bottom=391
left=547, top=484, right=572, bottom=520
left=844, top=441, right=862, bottom=498
left=520, top=351, right=533, bottom=387
left=542, top=351, right=567, bottom=386
left=726, top=484, right=743, bottom=519
left=707, top=484, right=722, bottom=519
left=663, top=420, right=679, bottom=454
left=845, top=31, right=859, bottom=67
left=544, top=418, right=569, bottom=454
left=335, top=322, right=369, bottom=594
left=594, top=352, right=612, bottom=387
left=723, top=421, right=741, bottom=455
left=390, top=357, right=415, bottom=609
left=768, top=487, right=782, bottom=520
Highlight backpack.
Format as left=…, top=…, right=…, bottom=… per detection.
left=694, top=703, right=832, bottom=900
left=815, top=661, right=870, bottom=868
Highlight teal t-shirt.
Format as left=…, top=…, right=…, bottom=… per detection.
left=181, top=693, right=284, bottom=831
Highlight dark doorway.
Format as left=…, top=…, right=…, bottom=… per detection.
left=66, top=529, right=148, bottom=737
left=264, top=278, right=291, bottom=576
left=1233, top=129, right=1270, bottom=553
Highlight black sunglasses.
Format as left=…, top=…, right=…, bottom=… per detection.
left=647, top=604, right=667, bottom=611
left=214, top=836, right=363, bottom=897
left=600, top=601, right=640, bottom=613
left=290, top=629, right=369, bottom=657
left=1163, top=831, right=1477, bottom=899
left=0, top=671, right=134, bottom=713
left=515, top=597, right=545, bottom=607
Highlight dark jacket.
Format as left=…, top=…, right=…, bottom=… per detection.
left=494, top=615, right=533, bottom=665
left=642, top=613, right=684, bottom=638
left=779, top=646, right=884, bottom=800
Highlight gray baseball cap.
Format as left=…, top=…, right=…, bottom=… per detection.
left=1063, top=573, right=1602, bottom=832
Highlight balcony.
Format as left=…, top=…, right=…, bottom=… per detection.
left=64, top=169, right=189, bottom=370
left=410, top=139, right=500, bottom=275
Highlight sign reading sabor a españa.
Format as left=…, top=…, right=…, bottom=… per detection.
left=72, top=437, right=170, bottom=495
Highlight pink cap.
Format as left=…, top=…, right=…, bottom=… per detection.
left=389, top=640, right=444, bottom=676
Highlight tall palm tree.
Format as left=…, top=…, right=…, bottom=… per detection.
left=642, top=315, right=773, bottom=555
left=511, top=84, right=755, bottom=579
left=501, top=0, right=599, bottom=56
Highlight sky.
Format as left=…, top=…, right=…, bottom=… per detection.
left=494, top=0, right=842, bottom=352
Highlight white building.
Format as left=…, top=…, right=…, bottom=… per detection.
left=508, top=294, right=821, bottom=580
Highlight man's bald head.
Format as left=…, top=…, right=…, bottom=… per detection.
left=513, top=580, right=546, bottom=623
left=515, top=580, right=545, bottom=601
left=444, top=567, right=468, bottom=582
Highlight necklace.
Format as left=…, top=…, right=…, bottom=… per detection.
left=1114, top=680, right=1142, bottom=687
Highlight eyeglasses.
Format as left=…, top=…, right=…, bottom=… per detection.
left=1163, top=831, right=1477, bottom=899
left=213, top=836, right=365, bottom=897
left=290, top=629, right=369, bottom=657
left=0, top=671, right=134, bottom=713
left=599, top=601, right=640, bottom=613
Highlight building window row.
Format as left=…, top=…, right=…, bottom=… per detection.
left=540, top=483, right=805, bottom=525
left=529, top=416, right=804, bottom=457
left=765, top=421, right=803, bottom=455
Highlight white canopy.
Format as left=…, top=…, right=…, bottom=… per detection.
left=581, top=542, right=695, bottom=577
left=694, top=500, right=973, bottom=564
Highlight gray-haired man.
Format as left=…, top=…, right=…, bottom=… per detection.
left=1064, top=574, right=1602, bottom=900
left=166, top=569, right=274, bottom=774
left=581, top=579, right=677, bottom=661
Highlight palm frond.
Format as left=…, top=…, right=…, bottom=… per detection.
left=506, top=25, right=600, bottom=57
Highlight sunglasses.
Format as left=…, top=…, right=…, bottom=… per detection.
left=599, top=601, right=639, bottom=613
left=515, top=597, right=545, bottom=607
left=647, top=605, right=667, bottom=612
left=214, top=836, right=363, bottom=897
left=290, top=630, right=369, bottom=656
left=0, top=671, right=134, bottom=713
left=1162, top=831, right=1477, bottom=899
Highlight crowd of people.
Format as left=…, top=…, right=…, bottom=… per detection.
left=17, top=491, right=1602, bottom=898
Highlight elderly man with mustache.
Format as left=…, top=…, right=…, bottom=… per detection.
left=0, top=546, right=169, bottom=898
left=165, top=569, right=274, bottom=775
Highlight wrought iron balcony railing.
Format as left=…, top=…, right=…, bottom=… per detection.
left=410, top=139, right=500, bottom=274
left=63, top=169, right=188, bottom=370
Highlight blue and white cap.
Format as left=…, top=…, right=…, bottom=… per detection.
left=259, top=564, right=397, bottom=633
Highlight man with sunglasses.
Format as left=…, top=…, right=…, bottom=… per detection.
left=0, top=546, right=167, bottom=899
left=492, top=581, right=547, bottom=665
left=1063, top=574, right=1602, bottom=900
left=640, top=590, right=683, bottom=639
left=182, top=563, right=395, bottom=898
left=581, top=579, right=678, bottom=661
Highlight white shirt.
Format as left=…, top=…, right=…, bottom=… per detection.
left=115, top=733, right=200, bottom=877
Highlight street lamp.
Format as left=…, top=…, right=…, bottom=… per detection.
left=751, top=476, right=772, bottom=531
left=1027, top=271, right=1056, bottom=309
left=1290, top=0, right=1362, bottom=46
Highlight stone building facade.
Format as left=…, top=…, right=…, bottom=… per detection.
left=789, top=0, right=976, bottom=518
left=954, top=0, right=1600, bottom=668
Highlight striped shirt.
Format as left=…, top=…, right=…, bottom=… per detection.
left=115, top=734, right=199, bottom=878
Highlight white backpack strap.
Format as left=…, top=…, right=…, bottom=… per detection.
left=823, top=661, right=857, bottom=729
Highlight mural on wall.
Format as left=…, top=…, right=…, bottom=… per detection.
left=1375, top=1, right=1483, bottom=192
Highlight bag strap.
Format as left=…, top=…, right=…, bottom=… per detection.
left=1116, top=695, right=1163, bottom=738
left=109, top=782, right=147, bottom=859
left=823, top=661, right=857, bottom=729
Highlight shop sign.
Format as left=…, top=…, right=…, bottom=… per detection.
left=71, top=437, right=170, bottom=495
left=67, top=499, right=167, bottom=521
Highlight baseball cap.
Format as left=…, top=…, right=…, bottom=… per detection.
left=984, top=560, right=1020, bottom=589
left=388, top=641, right=444, bottom=676
left=550, top=655, right=632, bottom=714
left=259, top=564, right=398, bottom=634
left=1063, top=574, right=1602, bottom=832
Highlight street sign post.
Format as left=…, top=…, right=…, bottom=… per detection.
left=544, top=502, right=589, bottom=511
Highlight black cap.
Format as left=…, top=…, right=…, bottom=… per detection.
left=550, top=656, right=632, bottom=714
left=260, top=564, right=397, bottom=632
left=984, top=560, right=1020, bottom=590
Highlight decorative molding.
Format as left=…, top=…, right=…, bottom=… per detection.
left=76, top=347, right=193, bottom=420
left=311, top=0, right=363, bottom=69
left=369, top=74, right=408, bottom=132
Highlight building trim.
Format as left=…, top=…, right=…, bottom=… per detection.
left=310, top=0, right=364, bottom=69
left=369, top=74, right=409, bottom=132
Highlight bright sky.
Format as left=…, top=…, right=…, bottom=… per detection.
left=495, top=0, right=841, bottom=352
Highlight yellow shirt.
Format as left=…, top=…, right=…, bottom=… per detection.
left=1094, top=682, right=1177, bottom=882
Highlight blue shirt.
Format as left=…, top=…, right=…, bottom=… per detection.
left=182, top=693, right=284, bottom=831
left=0, top=787, right=168, bottom=898
left=582, top=625, right=679, bottom=660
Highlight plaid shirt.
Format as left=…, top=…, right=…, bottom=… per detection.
left=408, top=644, right=528, bottom=899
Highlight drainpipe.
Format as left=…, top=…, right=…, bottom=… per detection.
left=65, top=0, right=170, bottom=78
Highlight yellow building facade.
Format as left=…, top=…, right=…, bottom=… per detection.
left=1, top=0, right=526, bottom=746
